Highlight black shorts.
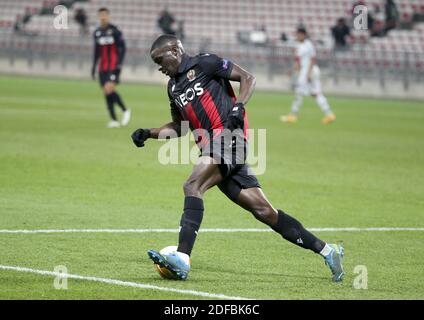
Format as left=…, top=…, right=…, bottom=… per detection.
left=99, top=69, right=120, bottom=87
left=200, top=129, right=261, bottom=201
left=217, top=163, right=261, bottom=202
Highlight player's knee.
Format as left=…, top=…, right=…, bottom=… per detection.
left=183, top=179, right=202, bottom=198
left=252, top=206, right=278, bottom=226
left=104, top=83, right=115, bottom=95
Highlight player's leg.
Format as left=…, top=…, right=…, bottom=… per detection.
left=178, top=156, right=223, bottom=255
left=236, top=187, right=344, bottom=281
left=104, top=72, right=131, bottom=126
left=148, top=156, right=223, bottom=280
left=236, top=187, right=327, bottom=253
left=218, top=168, right=344, bottom=282
left=102, top=81, right=120, bottom=128
left=109, top=70, right=130, bottom=120
left=281, top=82, right=306, bottom=123
left=311, top=68, right=336, bottom=124
left=223, top=184, right=327, bottom=254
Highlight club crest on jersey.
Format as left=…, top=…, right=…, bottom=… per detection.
left=107, top=29, right=113, bottom=35
left=187, top=69, right=196, bottom=82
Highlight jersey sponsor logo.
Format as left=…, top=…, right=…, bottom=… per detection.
left=187, top=69, right=196, bottom=82
left=98, top=36, right=115, bottom=45
left=174, top=82, right=204, bottom=108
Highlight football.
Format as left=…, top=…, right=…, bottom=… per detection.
left=154, top=246, right=178, bottom=279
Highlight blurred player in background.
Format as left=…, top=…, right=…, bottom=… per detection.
left=281, top=27, right=336, bottom=124
left=92, top=7, right=131, bottom=128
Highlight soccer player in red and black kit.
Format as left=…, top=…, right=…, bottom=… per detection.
left=131, top=35, right=345, bottom=282
left=92, top=7, right=131, bottom=128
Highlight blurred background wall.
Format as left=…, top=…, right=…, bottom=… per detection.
left=1, top=0, right=423, bottom=99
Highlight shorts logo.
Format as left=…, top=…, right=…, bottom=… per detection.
left=187, top=69, right=196, bottom=82
left=222, top=59, right=229, bottom=70
left=110, top=74, right=116, bottom=81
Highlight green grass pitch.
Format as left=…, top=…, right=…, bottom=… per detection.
left=0, top=74, right=423, bottom=299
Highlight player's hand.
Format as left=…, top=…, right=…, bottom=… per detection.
left=227, top=102, right=245, bottom=131
left=91, top=66, right=96, bottom=80
left=131, top=128, right=151, bottom=148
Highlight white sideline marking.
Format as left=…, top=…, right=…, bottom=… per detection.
left=0, top=265, right=251, bottom=300
left=0, top=227, right=423, bottom=234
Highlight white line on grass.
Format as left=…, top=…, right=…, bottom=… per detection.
left=0, top=265, right=251, bottom=300
left=0, top=227, right=423, bottom=234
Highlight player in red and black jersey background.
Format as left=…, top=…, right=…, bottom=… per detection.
left=92, top=7, right=131, bottom=128
left=131, top=35, right=344, bottom=282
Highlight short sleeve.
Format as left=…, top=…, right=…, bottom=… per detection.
left=198, top=53, right=233, bottom=79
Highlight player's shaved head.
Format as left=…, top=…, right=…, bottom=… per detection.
left=150, top=34, right=183, bottom=53
left=150, top=35, right=185, bottom=78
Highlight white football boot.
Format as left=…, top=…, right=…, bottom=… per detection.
left=121, top=109, right=131, bottom=126
left=106, top=120, right=121, bottom=128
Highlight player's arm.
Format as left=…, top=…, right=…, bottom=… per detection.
left=131, top=104, right=188, bottom=148
left=294, top=57, right=301, bottom=74
left=200, top=54, right=256, bottom=130
left=225, top=63, right=256, bottom=130
left=91, top=34, right=99, bottom=79
left=200, top=54, right=256, bottom=106
left=115, top=28, right=126, bottom=69
left=307, top=56, right=316, bottom=82
left=228, top=63, right=256, bottom=106
left=307, top=44, right=317, bottom=81
left=149, top=107, right=188, bottom=139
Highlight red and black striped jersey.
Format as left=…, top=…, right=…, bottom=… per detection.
left=167, top=53, right=248, bottom=149
left=92, top=24, right=126, bottom=72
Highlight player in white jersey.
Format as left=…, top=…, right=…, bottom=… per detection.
left=281, top=27, right=336, bottom=124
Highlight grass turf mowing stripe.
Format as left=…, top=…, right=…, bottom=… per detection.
left=0, top=228, right=423, bottom=234
left=0, top=265, right=252, bottom=300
